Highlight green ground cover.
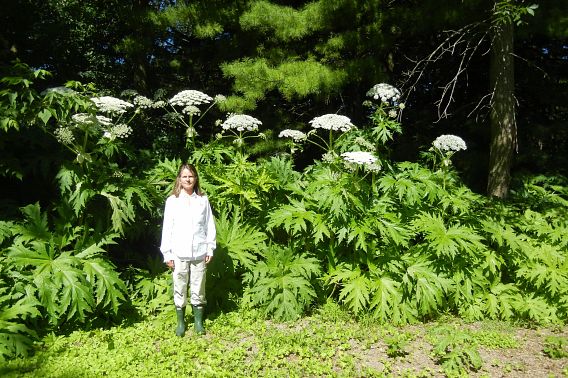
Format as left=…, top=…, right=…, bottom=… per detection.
left=2, top=302, right=566, bottom=378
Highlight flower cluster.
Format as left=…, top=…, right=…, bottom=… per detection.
left=221, top=114, right=262, bottom=132
left=72, top=113, right=112, bottom=127
left=103, top=124, right=133, bottom=140
left=322, top=151, right=338, bottom=163
left=151, top=100, right=167, bottom=108
left=278, top=129, right=307, bottom=142
left=341, top=151, right=377, bottom=165
left=366, top=83, right=401, bottom=103
left=54, top=127, right=75, bottom=144
left=111, top=124, right=133, bottom=139
left=91, top=96, right=134, bottom=115
left=341, top=151, right=381, bottom=172
left=432, top=135, right=467, bottom=152
left=133, top=95, right=153, bottom=109
left=169, top=90, right=212, bottom=107
left=182, top=105, right=201, bottom=116
left=214, top=94, right=227, bottom=103
left=309, top=114, right=354, bottom=132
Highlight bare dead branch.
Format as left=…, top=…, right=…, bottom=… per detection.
left=400, top=20, right=495, bottom=121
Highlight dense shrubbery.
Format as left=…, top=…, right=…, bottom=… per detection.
left=1, top=63, right=567, bottom=360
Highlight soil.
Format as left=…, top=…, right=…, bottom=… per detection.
left=356, top=323, right=568, bottom=377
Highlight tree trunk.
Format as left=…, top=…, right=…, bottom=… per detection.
left=487, top=19, right=516, bottom=198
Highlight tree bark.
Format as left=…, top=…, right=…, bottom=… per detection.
left=487, top=19, right=516, bottom=198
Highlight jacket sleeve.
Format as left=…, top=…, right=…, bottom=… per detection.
left=204, top=197, right=217, bottom=256
left=159, top=196, right=175, bottom=262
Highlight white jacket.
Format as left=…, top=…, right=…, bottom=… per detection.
left=159, top=191, right=216, bottom=262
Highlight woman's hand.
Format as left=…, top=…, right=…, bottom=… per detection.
left=205, top=256, right=213, bottom=264
left=166, top=260, right=174, bottom=269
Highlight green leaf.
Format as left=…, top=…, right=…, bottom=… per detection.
left=37, top=108, right=52, bottom=125
left=82, top=258, right=126, bottom=313
left=267, top=198, right=315, bottom=236
left=216, top=208, right=266, bottom=270
left=244, top=245, right=321, bottom=320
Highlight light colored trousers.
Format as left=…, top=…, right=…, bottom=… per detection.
left=173, top=257, right=207, bottom=308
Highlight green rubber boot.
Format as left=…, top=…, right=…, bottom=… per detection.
left=175, top=307, right=186, bottom=337
left=192, top=305, right=205, bottom=335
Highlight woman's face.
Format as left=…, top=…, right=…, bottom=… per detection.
left=179, top=168, right=196, bottom=194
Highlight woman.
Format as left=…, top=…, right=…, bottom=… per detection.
left=160, top=163, right=216, bottom=336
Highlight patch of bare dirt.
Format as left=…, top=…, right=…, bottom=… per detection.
left=355, top=323, right=568, bottom=377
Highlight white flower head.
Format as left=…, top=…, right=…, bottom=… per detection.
left=91, top=96, right=134, bottom=115
left=322, top=151, right=338, bottom=163
left=214, top=94, right=227, bottom=103
left=169, top=90, right=213, bottom=107
left=72, top=113, right=112, bottom=127
left=133, top=95, right=153, bottom=109
left=341, top=151, right=378, bottom=165
left=54, top=127, right=75, bottom=144
left=221, top=114, right=262, bottom=132
left=366, top=83, right=401, bottom=103
left=388, top=109, right=398, bottom=118
left=109, top=124, right=132, bottom=139
left=309, top=114, right=354, bottom=132
left=182, top=105, right=201, bottom=116
left=278, top=129, right=307, bottom=142
left=151, top=100, right=167, bottom=108
left=342, top=151, right=381, bottom=172
left=96, top=115, right=113, bottom=126
left=432, top=134, right=467, bottom=152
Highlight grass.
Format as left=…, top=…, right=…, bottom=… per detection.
left=1, top=302, right=567, bottom=377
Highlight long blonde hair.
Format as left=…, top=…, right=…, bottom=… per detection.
left=172, top=163, right=202, bottom=197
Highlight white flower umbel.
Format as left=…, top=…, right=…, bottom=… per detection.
left=309, top=114, right=354, bottom=132
left=432, top=134, right=467, bottom=152
left=214, top=94, right=227, bottom=103
left=110, top=124, right=132, bottom=139
left=72, top=113, right=112, bottom=127
left=366, top=83, right=401, bottom=103
left=221, top=114, right=262, bottom=132
left=278, top=129, right=307, bottom=142
left=54, top=127, right=75, bottom=144
left=169, top=90, right=213, bottom=107
left=341, top=151, right=377, bottom=165
left=91, top=96, right=134, bottom=115
left=151, top=100, right=167, bottom=108
left=342, top=151, right=381, bottom=172
left=182, top=105, right=201, bottom=116
left=133, top=95, right=153, bottom=109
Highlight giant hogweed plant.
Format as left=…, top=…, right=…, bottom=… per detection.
left=51, top=91, right=159, bottom=237
left=0, top=228, right=40, bottom=360
left=267, top=83, right=568, bottom=325
left=242, top=244, right=321, bottom=321
left=5, top=203, right=127, bottom=325
left=0, top=66, right=163, bottom=358
left=0, top=203, right=127, bottom=360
